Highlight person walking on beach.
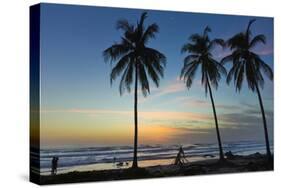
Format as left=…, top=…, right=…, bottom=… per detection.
left=175, top=146, right=188, bottom=167
left=51, top=157, right=59, bottom=175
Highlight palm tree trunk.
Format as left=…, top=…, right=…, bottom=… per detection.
left=255, top=83, right=272, bottom=160
left=132, top=64, right=138, bottom=169
left=207, top=79, right=224, bottom=160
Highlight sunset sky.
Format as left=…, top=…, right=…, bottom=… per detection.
left=38, top=3, right=273, bottom=148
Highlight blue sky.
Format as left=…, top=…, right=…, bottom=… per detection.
left=39, top=3, right=273, bottom=148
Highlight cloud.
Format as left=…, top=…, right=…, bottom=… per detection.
left=253, top=45, right=273, bottom=56
left=240, top=101, right=257, bottom=109
left=240, top=101, right=273, bottom=117
left=139, top=111, right=211, bottom=121
left=152, top=80, right=186, bottom=97
left=187, top=99, right=209, bottom=107
left=139, top=76, right=206, bottom=103
left=219, top=102, right=273, bottom=129
left=139, top=78, right=186, bottom=103
left=243, top=109, right=273, bottom=118
left=41, top=94, right=273, bottom=144
left=41, top=108, right=131, bottom=116
left=216, top=104, right=241, bottom=110
left=69, top=108, right=131, bottom=116
left=42, top=108, right=213, bottom=122
left=182, top=98, right=241, bottom=110
left=220, top=112, right=259, bottom=126
left=164, top=109, right=273, bottom=144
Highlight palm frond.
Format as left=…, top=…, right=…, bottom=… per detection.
left=245, top=60, right=257, bottom=91
left=139, top=12, right=148, bottom=29
left=227, top=32, right=246, bottom=50
left=141, top=48, right=166, bottom=86
left=142, top=23, right=159, bottom=44
left=189, top=33, right=202, bottom=43
left=212, top=58, right=227, bottom=76
left=181, top=61, right=200, bottom=89
left=110, top=53, right=132, bottom=84
left=253, top=54, right=273, bottom=80
left=206, top=60, right=222, bottom=90
left=143, top=62, right=161, bottom=87
left=143, top=48, right=166, bottom=67
left=246, top=19, right=256, bottom=40
left=138, top=64, right=150, bottom=97
left=234, top=63, right=245, bottom=92
left=118, top=63, right=133, bottom=95
left=221, top=54, right=233, bottom=65
left=201, top=63, right=208, bottom=95
left=203, top=26, right=211, bottom=38
left=124, top=63, right=134, bottom=93
left=182, top=43, right=203, bottom=54
left=226, top=61, right=242, bottom=85
left=260, top=61, right=273, bottom=80
left=181, top=60, right=197, bottom=78
left=116, top=19, right=134, bottom=33
left=103, top=43, right=131, bottom=62
left=183, top=54, right=199, bottom=65
left=249, top=34, right=266, bottom=48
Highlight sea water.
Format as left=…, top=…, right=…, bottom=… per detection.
left=35, top=140, right=273, bottom=175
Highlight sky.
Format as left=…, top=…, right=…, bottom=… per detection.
left=38, top=3, right=274, bottom=148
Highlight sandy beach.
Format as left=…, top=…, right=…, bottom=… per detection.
left=38, top=153, right=273, bottom=185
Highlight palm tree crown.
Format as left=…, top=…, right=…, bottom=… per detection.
left=221, top=19, right=273, bottom=91
left=181, top=26, right=226, bottom=93
left=103, top=12, right=166, bottom=96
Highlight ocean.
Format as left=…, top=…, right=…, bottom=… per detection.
left=35, top=141, right=273, bottom=175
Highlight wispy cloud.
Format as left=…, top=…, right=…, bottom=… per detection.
left=253, top=45, right=273, bottom=56
left=182, top=98, right=241, bottom=111
left=240, top=101, right=258, bottom=109
left=41, top=101, right=273, bottom=144
left=139, top=78, right=187, bottom=103
left=42, top=108, right=212, bottom=122
left=41, top=108, right=131, bottom=115
left=152, top=79, right=186, bottom=97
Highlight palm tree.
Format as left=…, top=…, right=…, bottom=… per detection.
left=180, top=26, right=226, bottom=160
left=103, top=12, right=166, bottom=169
left=221, top=19, right=273, bottom=160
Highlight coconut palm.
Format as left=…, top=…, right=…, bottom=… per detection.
left=103, top=12, right=166, bottom=168
left=180, top=26, right=226, bottom=160
left=221, top=19, right=273, bottom=160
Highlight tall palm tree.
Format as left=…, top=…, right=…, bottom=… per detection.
left=221, top=19, right=273, bottom=160
left=180, top=26, right=226, bottom=160
left=103, top=12, right=166, bottom=169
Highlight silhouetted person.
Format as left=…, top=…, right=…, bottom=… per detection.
left=175, top=146, right=188, bottom=166
left=51, top=157, right=59, bottom=175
